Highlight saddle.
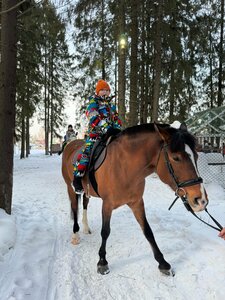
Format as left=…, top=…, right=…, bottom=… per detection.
left=88, top=128, right=121, bottom=196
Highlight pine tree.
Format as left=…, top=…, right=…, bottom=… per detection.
left=217, top=0, right=224, bottom=106
left=115, top=0, right=126, bottom=126
left=16, top=4, right=43, bottom=158
left=129, top=0, right=139, bottom=126
left=0, top=0, right=18, bottom=214
left=41, top=1, right=72, bottom=154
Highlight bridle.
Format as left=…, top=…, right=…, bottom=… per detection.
left=163, top=144, right=203, bottom=195
left=158, top=143, right=223, bottom=232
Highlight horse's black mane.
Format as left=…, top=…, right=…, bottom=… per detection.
left=121, top=123, right=165, bottom=135
left=120, top=123, right=196, bottom=152
left=167, top=126, right=196, bottom=153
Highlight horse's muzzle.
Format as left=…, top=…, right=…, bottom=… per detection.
left=192, top=197, right=208, bottom=212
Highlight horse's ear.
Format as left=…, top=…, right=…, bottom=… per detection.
left=180, top=122, right=187, bottom=131
left=154, top=122, right=170, bottom=142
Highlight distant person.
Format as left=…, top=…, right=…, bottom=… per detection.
left=203, top=140, right=211, bottom=153
left=73, top=79, right=122, bottom=194
left=58, top=125, right=77, bottom=155
left=65, top=124, right=76, bottom=141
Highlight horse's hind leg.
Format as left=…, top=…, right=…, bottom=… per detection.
left=82, top=194, right=91, bottom=234
left=97, top=203, right=112, bottom=275
left=128, top=199, right=173, bottom=276
left=68, top=185, right=80, bottom=245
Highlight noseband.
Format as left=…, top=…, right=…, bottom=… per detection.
left=159, top=143, right=223, bottom=232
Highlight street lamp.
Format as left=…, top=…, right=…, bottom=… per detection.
left=119, top=34, right=127, bottom=50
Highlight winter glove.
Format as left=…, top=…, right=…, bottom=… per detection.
left=99, top=119, right=109, bottom=134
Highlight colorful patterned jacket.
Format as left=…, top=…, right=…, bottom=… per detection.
left=86, top=95, right=122, bottom=135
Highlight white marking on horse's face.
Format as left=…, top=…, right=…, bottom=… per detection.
left=185, top=144, right=208, bottom=209
left=185, top=144, right=198, bottom=173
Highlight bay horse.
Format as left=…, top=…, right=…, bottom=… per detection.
left=61, top=122, right=208, bottom=276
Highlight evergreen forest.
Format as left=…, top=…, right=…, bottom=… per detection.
left=0, top=0, right=224, bottom=213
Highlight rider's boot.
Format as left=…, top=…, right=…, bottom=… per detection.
left=73, top=176, right=84, bottom=194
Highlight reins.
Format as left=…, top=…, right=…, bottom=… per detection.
left=161, top=144, right=223, bottom=232
left=168, top=194, right=223, bottom=232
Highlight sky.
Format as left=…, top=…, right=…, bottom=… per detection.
left=0, top=150, right=225, bottom=300
left=30, top=98, right=76, bottom=139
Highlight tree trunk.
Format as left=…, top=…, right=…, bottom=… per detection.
left=140, top=1, right=146, bottom=124
left=169, top=51, right=175, bottom=122
left=25, top=116, right=30, bottom=157
left=117, top=0, right=126, bottom=126
left=50, top=52, right=54, bottom=156
left=20, top=115, right=25, bottom=159
left=129, top=0, right=138, bottom=126
left=209, top=32, right=214, bottom=108
left=101, top=0, right=106, bottom=79
left=44, top=40, right=49, bottom=155
left=50, top=94, right=53, bottom=156
left=145, top=5, right=152, bottom=122
left=25, top=72, right=30, bottom=157
left=0, top=0, right=18, bottom=214
left=46, top=89, right=50, bottom=154
left=151, top=1, right=162, bottom=122
left=217, top=0, right=224, bottom=106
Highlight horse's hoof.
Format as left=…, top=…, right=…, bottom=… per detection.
left=83, top=227, right=91, bottom=234
left=71, top=233, right=80, bottom=245
left=97, top=264, right=110, bottom=275
left=159, top=268, right=175, bottom=276
left=71, top=239, right=80, bottom=245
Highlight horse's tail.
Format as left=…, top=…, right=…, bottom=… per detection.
left=66, top=181, right=81, bottom=217
left=70, top=192, right=81, bottom=220
left=61, top=139, right=86, bottom=223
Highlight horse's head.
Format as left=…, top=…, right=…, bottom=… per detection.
left=155, top=122, right=208, bottom=212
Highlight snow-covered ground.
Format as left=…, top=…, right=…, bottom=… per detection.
left=0, top=150, right=225, bottom=300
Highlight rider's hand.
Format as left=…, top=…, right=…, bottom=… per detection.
left=99, top=120, right=109, bottom=132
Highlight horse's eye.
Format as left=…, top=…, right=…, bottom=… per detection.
left=172, top=156, right=180, bottom=162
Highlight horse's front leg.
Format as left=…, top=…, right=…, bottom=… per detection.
left=82, top=193, right=91, bottom=234
left=97, top=203, right=112, bottom=275
left=128, top=198, right=174, bottom=276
